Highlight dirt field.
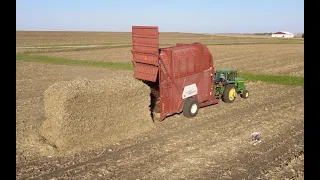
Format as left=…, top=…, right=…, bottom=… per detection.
left=16, top=31, right=303, bottom=47
left=16, top=60, right=304, bottom=179
left=38, top=44, right=304, bottom=77
left=16, top=31, right=304, bottom=179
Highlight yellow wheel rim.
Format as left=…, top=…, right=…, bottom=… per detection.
left=245, top=92, right=249, bottom=97
left=229, top=88, right=236, bottom=100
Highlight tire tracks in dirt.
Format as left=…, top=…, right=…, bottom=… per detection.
left=18, top=84, right=303, bottom=179
left=193, top=121, right=304, bottom=179
left=140, top=94, right=303, bottom=179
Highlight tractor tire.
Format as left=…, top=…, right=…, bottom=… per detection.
left=222, top=84, right=237, bottom=103
left=182, top=97, right=199, bottom=118
left=240, top=90, right=249, bottom=99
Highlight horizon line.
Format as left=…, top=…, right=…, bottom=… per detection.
left=16, top=30, right=303, bottom=34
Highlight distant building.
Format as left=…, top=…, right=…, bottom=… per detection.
left=271, top=31, right=295, bottom=38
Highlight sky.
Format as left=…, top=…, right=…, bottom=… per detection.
left=16, top=0, right=304, bottom=33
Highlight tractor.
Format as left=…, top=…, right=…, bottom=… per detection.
left=214, top=69, right=249, bottom=103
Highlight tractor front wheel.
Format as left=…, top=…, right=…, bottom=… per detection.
left=182, top=97, right=199, bottom=118
left=222, top=84, right=237, bottom=103
left=240, top=90, right=249, bottom=98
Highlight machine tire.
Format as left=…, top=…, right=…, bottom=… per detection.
left=182, top=97, right=199, bottom=118
left=222, top=84, right=237, bottom=103
left=240, top=90, right=249, bottom=98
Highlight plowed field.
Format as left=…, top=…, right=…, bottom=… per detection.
left=16, top=61, right=304, bottom=179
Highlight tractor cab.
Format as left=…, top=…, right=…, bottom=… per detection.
left=214, top=69, right=240, bottom=85
left=215, top=69, right=237, bottom=83
left=214, top=68, right=249, bottom=103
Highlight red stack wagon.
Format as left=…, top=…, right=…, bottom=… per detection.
left=131, top=26, right=219, bottom=121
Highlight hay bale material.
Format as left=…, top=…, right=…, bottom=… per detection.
left=39, top=77, right=155, bottom=154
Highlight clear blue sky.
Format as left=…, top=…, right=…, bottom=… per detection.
left=16, top=0, right=304, bottom=33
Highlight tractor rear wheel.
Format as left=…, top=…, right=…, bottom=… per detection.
left=222, top=84, right=237, bottom=103
left=240, top=90, right=249, bottom=98
left=182, top=97, right=199, bottom=118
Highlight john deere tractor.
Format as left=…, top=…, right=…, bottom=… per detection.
left=214, top=69, right=249, bottom=103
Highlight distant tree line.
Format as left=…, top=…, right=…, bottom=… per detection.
left=253, top=33, right=273, bottom=35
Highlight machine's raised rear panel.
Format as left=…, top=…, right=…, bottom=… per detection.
left=132, top=26, right=159, bottom=82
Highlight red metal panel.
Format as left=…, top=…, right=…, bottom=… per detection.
left=132, top=26, right=159, bottom=37
left=176, top=43, right=190, bottom=46
left=159, top=82, right=171, bottom=120
left=159, top=49, right=172, bottom=77
left=132, top=52, right=158, bottom=65
left=202, top=43, right=213, bottom=71
left=133, top=63, right=158, bottom=82
left=132, top=26, right=159, bottom=55
left=159, top=50, right=177, bottom=120
left=171, top=45, right=200, bottom=79
left=274, top=31, right=286, bottom=34
left=131, top=26, right=220, bottom=121
left=133, top=44, right=158, bottom=55
left=158, top=43, right=219, bottom=120
left=132, top=37, right=158, bottom=48
left=132, top=26, right=160, bottom=82
left=198, top=69, right=211, bottom=102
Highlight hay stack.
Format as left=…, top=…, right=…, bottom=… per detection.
left=40, top=77, right=155, bottom=154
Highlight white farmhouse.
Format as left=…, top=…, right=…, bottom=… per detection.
left=271, top=31, right=295, bottom=38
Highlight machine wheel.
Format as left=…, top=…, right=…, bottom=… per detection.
left=182, top=97, right=199, bottom=118
left=222, top=84, right=237, bottom=103
left=240, top=90, right=249, bottom=98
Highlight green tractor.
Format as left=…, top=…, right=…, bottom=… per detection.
left=214, top=69, right=249, bottom=103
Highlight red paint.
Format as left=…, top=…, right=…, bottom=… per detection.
left=273, top=31, right=286, bottom=34
left=131, top=26, right=219, bottom=121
